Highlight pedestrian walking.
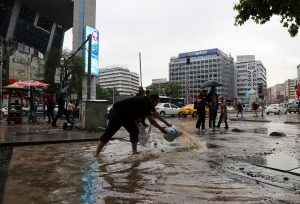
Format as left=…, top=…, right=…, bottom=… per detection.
left=95, top=94, right=171, bottom=157
left=28, top=91, right=39, bottom=122
left=236, top=102, right=244, bottom=118
left=45, top=94, right=55, bottom=123
left=67, top=100, right=75, bottom=118
left=195, top=90, right=207, bottom=130
left=252, top=101, right=259, bottom=117
left=217, top=96, right=229, bottom=129
left=206, top=86, right=219, bottom=129
left=52, top=86, right=71, bottom=127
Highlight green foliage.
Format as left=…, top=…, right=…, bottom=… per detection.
left=44, top=49, right=84, bottom=96
left=149, top=87, right=160, bottom=95
left=96, top=84, right=119, bottom=104
left=44, top=49, right=61, bottom=93
left=234, top=0, right=300, bottom=37
left=166, top=82, right=180, bottom=98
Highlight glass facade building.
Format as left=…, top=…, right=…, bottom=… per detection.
left=0, top=0, right=73, bottom=85
left=169, top=48, right=235, bottom=103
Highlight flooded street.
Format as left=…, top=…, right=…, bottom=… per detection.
left=2, top=113, right=300, bottom=203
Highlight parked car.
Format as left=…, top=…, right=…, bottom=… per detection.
left=227, top=106, right=235, bottom=111
left=287, top=103, right=299, bottom=113
left=1, top=107, right=8, bottom=116
left=107, top=104, right=113, bottom=114
left=265, top=104, right=287, bottom=115
left=155, top=103, right=180, bottom=117
left=22, top=106, right=30, bottom=115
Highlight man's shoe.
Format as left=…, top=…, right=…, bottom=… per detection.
left=52, top=124, right=58, bottom=127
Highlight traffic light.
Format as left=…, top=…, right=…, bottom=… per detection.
left=186, top=56, right=191, bottom=65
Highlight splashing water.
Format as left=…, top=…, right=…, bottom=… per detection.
left=177, top=130, right=199, bottom=149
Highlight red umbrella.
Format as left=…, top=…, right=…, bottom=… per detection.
left=17, top=80, right=49, bottom=89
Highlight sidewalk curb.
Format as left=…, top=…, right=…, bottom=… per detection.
left=0, top=138, right=100, bottom=147
left=229, top=118, right=271, bottom=122
left=284, top=121, right=300, bottom=124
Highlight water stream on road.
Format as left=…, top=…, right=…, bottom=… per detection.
left=2, top=116, right=300, bottom=203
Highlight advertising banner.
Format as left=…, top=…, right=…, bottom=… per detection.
left=295, top=84, right=300, bottom=99
left=85, top=26, right=99, bottom=76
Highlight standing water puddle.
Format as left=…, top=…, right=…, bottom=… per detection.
left=265, top=152, right=299, bottom=171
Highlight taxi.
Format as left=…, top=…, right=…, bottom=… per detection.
left=180, top=104, right=209, bottom=117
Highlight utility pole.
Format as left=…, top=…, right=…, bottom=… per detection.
left=139, top=52, right=142, bottom=87
left=87, top=34, right=92, bottom=100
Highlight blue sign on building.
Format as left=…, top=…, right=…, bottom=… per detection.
left=85, top=26, right=99, bottom=76
left=178, top=48, right=227, bottom=59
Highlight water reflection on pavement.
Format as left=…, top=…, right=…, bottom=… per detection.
left=2, top=115, right=300, bottom=203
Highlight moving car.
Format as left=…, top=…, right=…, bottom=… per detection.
left=180, top=104, right=197, bottom=117
left=265, top=104, right=287, bottom=115
left=180, top=104, right=209, bottom=117
left=155, top=103, right=180, bottom=117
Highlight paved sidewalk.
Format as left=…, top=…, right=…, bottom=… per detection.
left=0, top=119, right=102, bottom=146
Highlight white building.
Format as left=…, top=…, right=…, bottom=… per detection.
left=99, top=67, right=139, bottom=96
left=235, top=55, right=267, bottom=104
left=169, top=48, right=234, bottom=104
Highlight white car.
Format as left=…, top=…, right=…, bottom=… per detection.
left=107, top=104, right=113, bottom=114
left=265, top=104, right=287, bottom=115
left=155, top=103, right=180, bottom=117
left=22, top=106, right=30, bottom=115
left=227, top=106, right=235, bottom=111
left=1, top=107, right=8, bottom=116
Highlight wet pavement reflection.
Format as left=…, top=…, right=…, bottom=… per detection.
left=2, top=113, right=300, bottom=203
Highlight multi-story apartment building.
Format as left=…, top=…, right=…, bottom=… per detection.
left=269, top=83, right=285, bottom=104
left=99, top=67, right=139, bottom=96
left=284, top=78, right=297, bottom=100
left=169, top=48, right=234, bottom=103
left=235, top=55, right=267, bottom=104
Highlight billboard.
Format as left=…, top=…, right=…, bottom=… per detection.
left=85, top=26, right=99, bottom=76
left=178, top=48, right=227, bottom=59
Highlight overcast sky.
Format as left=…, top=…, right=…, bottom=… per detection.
left=63, top=0, right=300, bottom=88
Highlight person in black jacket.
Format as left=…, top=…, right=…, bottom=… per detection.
left=195, top=90, right=207, bottom=130
left=206, top=86, right=219, bottom=129
left=95, top=94, right=171, bottom=157
left=52, top=86, right=70, bottom=127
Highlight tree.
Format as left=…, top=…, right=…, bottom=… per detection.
left=234, top=0, right=300, bottom=37
left=166, top=82, right=180, bottom=98
left=149, top=87, right=160, bottom=95
left=96, top=84, right=119, bottom=104
left=44, top=49, right=84, bottom=96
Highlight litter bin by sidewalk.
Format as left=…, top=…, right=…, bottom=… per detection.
left=80, top=100, right=108, bottom=129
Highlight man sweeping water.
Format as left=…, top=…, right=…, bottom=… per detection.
left=95, top=94, right=172, bottom=157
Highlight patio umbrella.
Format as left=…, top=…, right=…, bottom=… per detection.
left=17, top=80, right=49, bottom=89
left=2, top=82, right=25, bottom=89
left=201, top=80, right=223, bottom=88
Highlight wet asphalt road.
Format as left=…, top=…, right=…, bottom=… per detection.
left=1, top=112, right=300, bottom=203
